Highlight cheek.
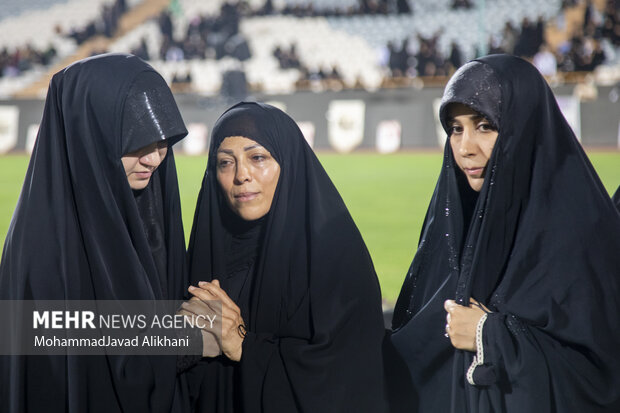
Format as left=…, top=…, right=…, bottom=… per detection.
left=216, top=172, right=232, bottom=195
left=263, top=164, right=280, bottom=194
left=481, top=135, right=498, bottom=160
left=158, top=147, right=168, bottom=164
left=121, top=157, right=138, bottom=175
left=449, top=139, right=463, bottom=166
left=449, top=137, right=459, bottom=155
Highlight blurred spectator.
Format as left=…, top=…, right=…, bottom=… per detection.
left=415, top=33, right=443, bottom=77
left=500, top=22, right=519, bottom=54
left=158, top=10, right=173, bottom=39
left=583, top=0, right=603, bottom=30
left=325, top=65, right=345, bottom=90
left=601, top=0, right=620, bottom=46
left=514, top=17, right=544, bottom=58
left=533, top=43, right=558, bottom=76
left=258, top=0, right=274, bottom=15
left=131, top=38, right=150, bottom=61
left=221, top=67, right=248, bottom=100
left=562, top=0, right=579, bottom=9
left=452, top=0, right=473, bottom=9
left=359, top=0, right=389, bottom=15
left=387, top=42, right=400, bottom=76
left=396, top=0, right=411, bottom=14
left=225, top=33, right=251, bottom=61
left=165, top=42, right=185, bottom=61
left=448, top=42, right=463, bottom=72
left=273, top=44, right=301, bottom=69
left=172, top=71, right=192, bottom=84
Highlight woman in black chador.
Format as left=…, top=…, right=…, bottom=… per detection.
left=0, top=54, right=188, bottom=412
left=387, top=54, right=620, bottom=412
left=182, top=102, right=387, bottom=413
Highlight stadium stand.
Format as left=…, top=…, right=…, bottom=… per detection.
left=1, top=0, right=619, bottom=98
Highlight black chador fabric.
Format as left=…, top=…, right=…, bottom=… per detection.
left=613, top=185, right=620, bottom=211
left=388, top=55, right=620, bottom=412
left=185, top=102, right=387, bottom=413
left=0, top=54, right=188, bottom=413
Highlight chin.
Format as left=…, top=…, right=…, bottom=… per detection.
left=130, top=179, right=150, bottom=191
left=468, top=179, right=484, bottom=192
left=236, top=208, right=268, bottom=222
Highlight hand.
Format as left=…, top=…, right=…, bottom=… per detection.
left=185, top=280, right=245, bottom=362
left=444, top=298, right=489, bottom=352
left=177, top=302, right=221, bottom=357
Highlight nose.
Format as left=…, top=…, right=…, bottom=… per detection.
left=140, top=147, right=165, bottom=169
left=458, top=127, right=475, bottom=157
left=234, top=160, right=251, bottom=184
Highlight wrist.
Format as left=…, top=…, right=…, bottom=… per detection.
left=227, top=341, right=243, bottom=361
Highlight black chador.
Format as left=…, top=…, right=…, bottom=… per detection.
left=388, top=55, right=620, bottom=413
left=0, top=54, right=188, bottom=413
left=184, top=102, right=387, bottom=413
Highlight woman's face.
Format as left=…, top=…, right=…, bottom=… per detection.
left=447, top=103, right=499, bottom=192
left=216, top=136, right=281, bottom=221
left=121, top=141, right=168, bottom=190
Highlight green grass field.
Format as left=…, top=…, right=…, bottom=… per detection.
left=1, top=151, right=618, bottom=302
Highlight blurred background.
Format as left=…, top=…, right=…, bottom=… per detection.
left=0, top=0, right=619, bottom=303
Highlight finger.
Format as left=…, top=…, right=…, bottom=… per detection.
left=211, top=279, right=220, bottom=287
left=189, top=286, right=233, bottom=316
left=181, top=299, right=222, bottom=322
left=444, top=299, right=456, bottom=312
left=177, top=309, right=195, bottom=321
left=196, top=288, right=238, bottom=316
left=181, top=299, right=210, bottom=315
left=183, top=297, right=239, bottom=330
left=188, top=285, right=217, bottom=302
left=198, top=282, right=239, bottom=311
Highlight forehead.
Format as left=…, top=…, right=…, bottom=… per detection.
left=447, top=103, right=485, bottom=121
left=217, top=136, right=262, bottom=151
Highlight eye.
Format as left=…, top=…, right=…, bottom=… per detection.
left=252, top=154, right=266, bottom=162
left=477, top=122, right=496, bottom=133
left=217, top=158, right=233, bottom=169
left=448, top=124, right=463, bottom=135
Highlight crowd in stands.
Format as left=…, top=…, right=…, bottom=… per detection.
left=272, top=43, right=347, bottom=89
left=0, top=44, right=57, bottom=79
left=67, top=0, right=127, bottom=44
left=2, top=0, right=620, bottom=93
left=1, top=0, right=128, bottom=79
left=385, top=34, right=464, bottom=78
left=382, top=0, right=619, bottom=79
left=268, top=0, right=412, bottom=18
left=155, top=4, right=251, bottom=62
left=451, top=0, right=473, bottom=9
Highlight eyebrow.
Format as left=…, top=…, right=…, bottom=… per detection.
left=448, top=114, right=487, bottom=123
left=217, top=144, right=264, bottom=154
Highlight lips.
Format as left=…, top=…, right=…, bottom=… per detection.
left=134, top=171, right=153, bottom=179
left=234, top=192, right=259, bottom=202
left=463, top=167, right=484, bottom=177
